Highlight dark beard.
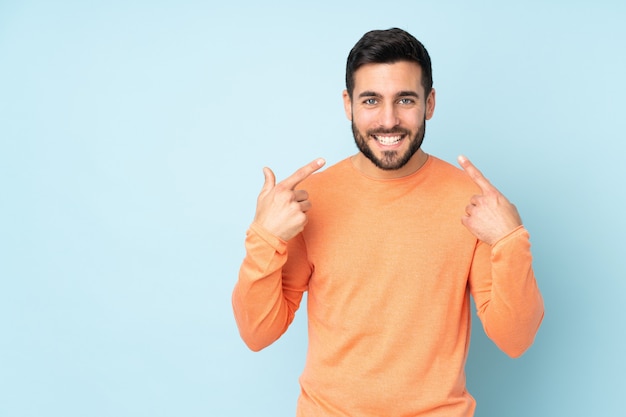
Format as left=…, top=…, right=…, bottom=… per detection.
left=351, top=120, right=426, bottom=171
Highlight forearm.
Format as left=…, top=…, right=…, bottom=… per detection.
left=474, top=226, right=545, bottom=357
left=232, top=223, right=303, bottom=352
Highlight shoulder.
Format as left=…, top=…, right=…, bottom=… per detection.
left=426, top=155, right=481, bottom=195
left=301, top=157, right=353, bottom=189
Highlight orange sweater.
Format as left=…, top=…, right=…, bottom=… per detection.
left=233, top=156, right=544, bottom=417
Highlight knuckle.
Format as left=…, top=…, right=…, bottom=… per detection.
left=292, top=212, right=307, bottom=227
left=274, top=182, right=288, bottom=193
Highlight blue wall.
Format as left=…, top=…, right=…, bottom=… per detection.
left=1, top=1, right=624, bottom=416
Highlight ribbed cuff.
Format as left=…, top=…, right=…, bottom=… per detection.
left=249, top=222, right=288, bottom=254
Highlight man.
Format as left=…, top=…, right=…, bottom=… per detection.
left=232, top=28, right=544, bottom=417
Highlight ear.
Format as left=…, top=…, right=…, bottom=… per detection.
left=342, top=90, right=353, bottom=121
left=425, top=88, right=436, bottom=120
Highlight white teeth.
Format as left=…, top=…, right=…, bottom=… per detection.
left=375, top=135, right=402, bottom=145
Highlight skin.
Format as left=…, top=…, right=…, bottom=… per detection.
left=254, top=60, right=522, bottom=245
left=457, top=155, right=523, bottom=245
left=254, top=158, right=325, bottom=242
left=343, top=61, right=435, bottom=180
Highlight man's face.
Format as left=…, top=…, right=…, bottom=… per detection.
left=343, top=61, right=435, bottom=177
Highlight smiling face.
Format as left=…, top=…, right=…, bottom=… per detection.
left=343, top=60, right=436, bottom=179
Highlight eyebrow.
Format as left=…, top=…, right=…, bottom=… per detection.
left=357, top=91, right=382, bottom=99
left=397, top=90, right=420, bottom=98
left=357, top=90, right=420, bottom=99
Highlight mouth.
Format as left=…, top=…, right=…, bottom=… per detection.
left=372, top=134, right=404, bottom=146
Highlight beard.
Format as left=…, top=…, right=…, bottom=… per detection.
left=351, top=119, right=426, bottom=171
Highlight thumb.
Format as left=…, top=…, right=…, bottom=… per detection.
left=261, top=166, right=276, bottom=193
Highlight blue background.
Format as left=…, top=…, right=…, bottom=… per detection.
left=1, top=1, right=625, bottom=416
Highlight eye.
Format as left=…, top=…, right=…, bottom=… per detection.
left=363, top=98, right=378, bottom=105
left=398, top=98, right=415, bottom=105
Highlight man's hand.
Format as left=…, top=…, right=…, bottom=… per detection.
left=458, top=155, right=522, bottom=245
left=254, top=158, right=326, bottom=241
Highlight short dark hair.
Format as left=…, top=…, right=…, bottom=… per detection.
left=345, top=28, right=433, bottom=98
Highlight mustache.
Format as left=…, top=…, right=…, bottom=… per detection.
left=366, top=127, right=411, bottom=136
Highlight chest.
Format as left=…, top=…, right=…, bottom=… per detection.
left=303, top=188, right=476, bottom=296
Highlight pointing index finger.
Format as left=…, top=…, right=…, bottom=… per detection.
left=457, top=155, right=495, bottom=194
left=281, top=158, right=326, bottom=190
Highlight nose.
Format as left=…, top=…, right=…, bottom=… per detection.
left=379, top=102, right=399, bottom=128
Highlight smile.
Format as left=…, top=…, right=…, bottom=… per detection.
left=374, top=135, right=403, bottom=145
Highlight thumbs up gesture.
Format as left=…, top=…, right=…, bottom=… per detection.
left=458, top=155, right=523, bottom=246
left=254, top=158, right=326, bottom=241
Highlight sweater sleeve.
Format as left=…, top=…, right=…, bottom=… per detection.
left=232, top=222, right=311, bottom=352
left=469, top=226, right=544, bottom=358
